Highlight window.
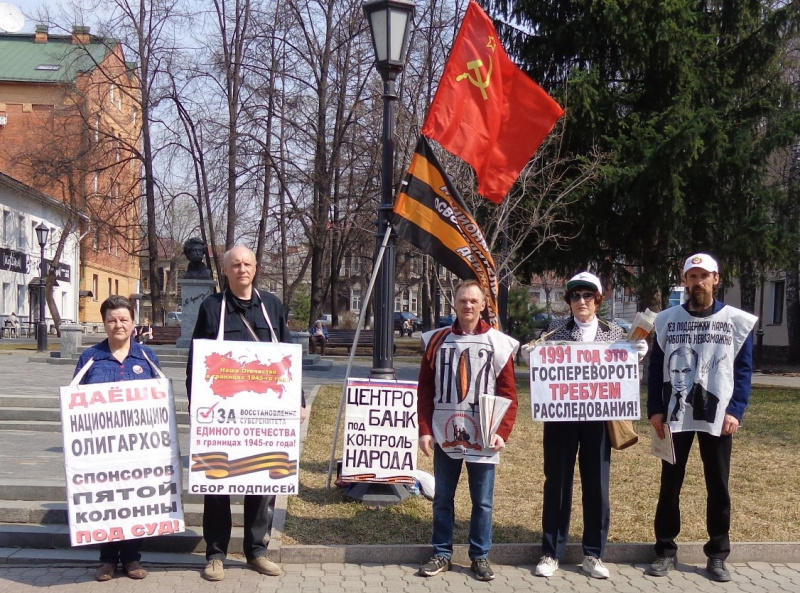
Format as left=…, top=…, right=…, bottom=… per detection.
left=92, top=275, right=98, bottom=301
left=771, top=281, right=785, bottom=325
left=30, top=221, right=37, bottom=251
left=2, top=282, right=10, bottom=313
left=351, top=288, right=362, bottom=312
left=17, top=284, right=25, bottom=314
left=411, top=256, right=421, bottom=275
left=108, top=278, right=112, bottom=297
left=17, top=215, right=26, bottom=249
left=141, top=274, right=149, bottom=291
left=0, top=210, right=11, bottom=243
left=109, top=83, right=121, bottom=110
left=115, top=279, right=119, bottom=295
left=401, top=289, right=410, bottom=311
left=92, top=227, right=99, bottom=250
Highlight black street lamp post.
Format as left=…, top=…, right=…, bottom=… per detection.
left=363, top=0, right=415, bottom=380
left=35, top=222, right=50, bottom=353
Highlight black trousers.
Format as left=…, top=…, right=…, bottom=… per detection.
left=203, top=494, right=275, bottom=561
left=540, top=420, right=611, bottom=559
left=654, top=430, right=732, bottom=560
left=99, top=539, right=142, bottom=565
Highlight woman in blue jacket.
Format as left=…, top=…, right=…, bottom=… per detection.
left=74, top=296, right=162, bottom=582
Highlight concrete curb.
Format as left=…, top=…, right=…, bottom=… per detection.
left=4, top=542, right=800, bottom=567
left=274, top=541, right=800, bottom=565
left=258, top=387, right=800, bottom=567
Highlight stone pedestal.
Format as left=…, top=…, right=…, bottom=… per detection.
left=60, top=324, right=83, bottom=359
left=293, top=331, right=310, bottom=355
left=176, top=279, right=217, bottom=348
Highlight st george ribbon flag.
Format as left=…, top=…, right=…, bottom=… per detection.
left=393, top=136, right=499, bottom=326
left=421, top=1, right=564, bottom=203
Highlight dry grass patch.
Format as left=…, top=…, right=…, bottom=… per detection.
left=284, top=383, right=800, bottom=545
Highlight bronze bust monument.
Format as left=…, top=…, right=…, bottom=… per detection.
left=183, top=237, right=212, bottom=279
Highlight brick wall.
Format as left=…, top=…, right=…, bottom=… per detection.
left=0, top=40, right=143, bottom=324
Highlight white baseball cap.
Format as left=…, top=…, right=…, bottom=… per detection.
left=566, top=272, right=603, bottom=294
left=683, top=253, right=718, bottom=275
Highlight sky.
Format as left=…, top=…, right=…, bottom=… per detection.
left=2, top=1, right=74, bottom=33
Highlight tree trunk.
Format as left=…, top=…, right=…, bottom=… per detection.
left=787, top=267, right=800, bottom=362
left=739, top=265, right=757, bottom=314
left=787, top=142, right=800, bottom=363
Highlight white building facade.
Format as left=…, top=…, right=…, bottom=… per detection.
left=0, top=173, right=81, bottom=330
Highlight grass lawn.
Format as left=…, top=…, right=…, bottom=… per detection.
left=284, top=382, right=800, bottom=545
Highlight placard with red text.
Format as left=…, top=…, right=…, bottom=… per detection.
left=529, top=342, right=640, bottom=422
left=60, top=378, right=184, bottom=546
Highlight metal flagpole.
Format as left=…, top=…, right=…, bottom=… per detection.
left=326, top=225, right=393, bottom=489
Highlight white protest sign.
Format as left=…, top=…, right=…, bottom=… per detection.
left=60, top=378, right=184, bottom=547
left=341, top=378, right=418, bottom=484
left=529, top=342, right=640, bottom=421
left=189, top=339, right=302, bottom=496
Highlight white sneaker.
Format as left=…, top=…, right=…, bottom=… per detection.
left=582, top=555, right=610, bottom=579
left=534, top=556, right=559, bottom=577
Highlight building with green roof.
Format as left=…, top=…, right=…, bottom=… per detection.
left=0, top=25, right=142, bottom=325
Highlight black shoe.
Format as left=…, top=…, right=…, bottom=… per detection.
left=471, top=558, right=495, bottom=581
left=706, top=558, right=731, bottom=582
left=418, top=555, right=451, bottom=577
left=647, top=556, right=675, bottom=577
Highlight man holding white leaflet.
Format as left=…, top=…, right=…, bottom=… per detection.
left=416, top=280, right=519, bottom=582
left=647, top=253, right=756, bottom=582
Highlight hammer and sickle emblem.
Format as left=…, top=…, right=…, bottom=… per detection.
left=456, top=57, right=493, bottom=101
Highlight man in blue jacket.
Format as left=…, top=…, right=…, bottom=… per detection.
left=646, top=254, right=756, bottom=583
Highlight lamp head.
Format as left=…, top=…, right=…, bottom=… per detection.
left=35, top=222, right=49, bottom=248
left=363, top=0, right=415, bottom=79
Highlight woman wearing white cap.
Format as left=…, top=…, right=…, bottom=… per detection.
left=534, top=272, right=625, bottom=580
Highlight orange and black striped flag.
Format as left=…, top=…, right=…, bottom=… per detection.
left=393, top=136, right=499, bottom=326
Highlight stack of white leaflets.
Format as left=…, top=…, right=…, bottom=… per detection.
left=651, top=424, right=676, bottom=464
left=479, top=394, right=511, bottom=448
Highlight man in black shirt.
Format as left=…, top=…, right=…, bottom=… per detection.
left=186, top=246, right=305, bottom=581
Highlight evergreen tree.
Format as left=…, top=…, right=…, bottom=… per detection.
left=483, top=0, right=800, bottom=309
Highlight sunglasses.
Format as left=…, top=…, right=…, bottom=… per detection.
left=569, top=291, right=596, bottom=302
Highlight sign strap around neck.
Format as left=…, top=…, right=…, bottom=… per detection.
left=217, top=289, right=279, bottom=343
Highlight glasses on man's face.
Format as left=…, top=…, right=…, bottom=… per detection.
left=569, top=291, right=596, bottom=303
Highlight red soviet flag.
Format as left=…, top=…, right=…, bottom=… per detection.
left=421, top=1, right=564, bottom=203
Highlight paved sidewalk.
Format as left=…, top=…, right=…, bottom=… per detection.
left=1, top=559, right=800, bottom=592
left=1, top=350, right=799, bottom=591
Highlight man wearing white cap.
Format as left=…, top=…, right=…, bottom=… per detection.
left=534, top=272, right=626, bottom=580
left=646, top=253, right=756, bottom=582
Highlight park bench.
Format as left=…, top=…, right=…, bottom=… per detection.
left=322, top=329, right=396, bottom=355
left=149, top=325, right=181, bottom=345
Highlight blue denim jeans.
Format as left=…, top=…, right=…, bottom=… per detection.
left=432, top=444, right=496, bottom=560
